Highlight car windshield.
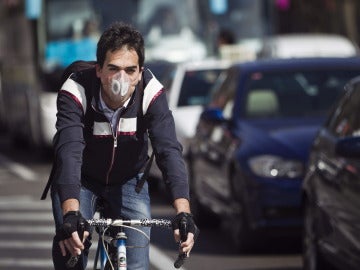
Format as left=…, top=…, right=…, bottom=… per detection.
left=243, top=69, right=360, bottom=118
left=178, top=69, right=225, bottom=107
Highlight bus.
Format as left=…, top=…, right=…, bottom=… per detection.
left=0, top=0, right=272, bottom=149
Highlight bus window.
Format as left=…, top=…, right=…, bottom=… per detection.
left=45, top=0, right=99, bottom=68
left=136, top=0, right=207, bottom=63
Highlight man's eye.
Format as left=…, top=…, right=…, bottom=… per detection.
left=126, top=69, right=136, bottom=74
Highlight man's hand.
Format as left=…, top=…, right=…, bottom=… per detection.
left=172, top=212, right=199, bottom=256
left=57, top=211, right=90, bottom=257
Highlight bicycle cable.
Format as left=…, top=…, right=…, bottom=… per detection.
left=100, top=224, right=151, bottom=270
left=117, top=224, right=150, bottom=248
left=101, top=227, right=114, bottom=270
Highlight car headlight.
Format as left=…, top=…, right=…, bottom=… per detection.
left=248, top=155, right=303, bottom=178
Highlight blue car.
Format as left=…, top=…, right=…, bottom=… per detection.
left=187, top=57, right=360, bottom=252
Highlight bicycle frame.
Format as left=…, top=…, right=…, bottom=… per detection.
left=89, top=218, right=173, bottom=270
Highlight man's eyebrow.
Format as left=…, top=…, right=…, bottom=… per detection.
left=107, top=64, right=137, bottom=69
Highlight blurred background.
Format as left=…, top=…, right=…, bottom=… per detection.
left=0, top=0, right=360, bottom=269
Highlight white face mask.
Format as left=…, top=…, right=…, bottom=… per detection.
left=111, top=72, right=130, bottom=97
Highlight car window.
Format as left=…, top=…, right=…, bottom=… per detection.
left=145, top=61, right=175, bottom=85
left=328, top=83, right=360, bottom=137
left=209, top=67, right=238, bottom=110
left=242, top=69, right=359, bottom=118
left=177, top=69, right=224, bottom=107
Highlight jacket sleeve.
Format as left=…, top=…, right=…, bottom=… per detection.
left=52, top=76, right=86, bottom=203
left=144, top=71, right=190, bottom=201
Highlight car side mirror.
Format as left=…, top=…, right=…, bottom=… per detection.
left=200, top=107, right=226, bottom=124
left=335, top=136, right=360, bottom=158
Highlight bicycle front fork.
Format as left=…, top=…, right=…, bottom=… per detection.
left=98, top=231, right=127, bottom=270
left=117, top=232, right=127, bottom=270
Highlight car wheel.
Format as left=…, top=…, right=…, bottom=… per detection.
left=303, top=198, right=334, bottom=270
left=190, top=189, right=219, bottom=227
left=27, top=90, right=44, bottom=148
left=227, top=200, right=256, bottom=253
left=187, top=156, right=219, bottom=228
left=0, top=69, right=7, bottom=132
left=190, top=190, right=205, bottom=222
left=10, top=90, right=40, bottom=149
left=227, top=171, right=257, bottom=253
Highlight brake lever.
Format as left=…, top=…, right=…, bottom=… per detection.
left=174, top=217, right=187, bottom=268
left=66, top=221, right=85, bottom=268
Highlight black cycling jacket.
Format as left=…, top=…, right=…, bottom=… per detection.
left=52, top=67, right=189, bottom=203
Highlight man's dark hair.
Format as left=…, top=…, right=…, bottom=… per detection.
left=96, top=21, right=145, bottom=68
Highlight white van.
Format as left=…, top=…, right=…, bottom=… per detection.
left=258, top=33, right=359, bottom=59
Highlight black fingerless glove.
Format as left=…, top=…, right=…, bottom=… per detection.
left=172, top=212, right=200, bottom=241
left=57, top=211, right=90, bottom=240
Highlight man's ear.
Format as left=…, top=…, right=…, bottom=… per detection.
left=138, top=66, right=144, bottom=82
left=95, top=64, right=102, bottom=78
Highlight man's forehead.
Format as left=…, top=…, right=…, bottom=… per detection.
left=105, top=49, right=139, bottom=68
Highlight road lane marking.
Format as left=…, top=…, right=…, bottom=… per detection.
left=0, top=225, right=54, bottom=234
left=0, top=212, right=53, bottom=221
left=0, top=258, right=95, bottom=268
left=150, top=244, right=188, bottom=270
left=0, top=197, right=184, bottom=270
left=0, top=240, right=181, bottom=270
left=0, top=258, right=54, bottom=268
left=0, top=240, right=52, bottom=248
left=0, top=154, right=37, bottom=181
left=0, top=200, right=52, bottom=210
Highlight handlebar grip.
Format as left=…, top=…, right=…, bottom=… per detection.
left=179, top=218, right=187, bottom=242
left=65, top=221, right=85, bottom=269
left=174, top=217, right=187, bottom=268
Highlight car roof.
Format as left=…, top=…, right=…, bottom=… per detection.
left=175, top=58, right=232, bottom=71
left=231, top=57, right=360, bottom=73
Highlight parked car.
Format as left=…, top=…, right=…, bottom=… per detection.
left=258, top=34, right=359, bottom=59
left=144, top=60, right=175, bottom=84
left=302, top=76, right=360, bottom=270
left=149, top=59, right=231, bottom=180
left=187, top=57, right=360, bottom=252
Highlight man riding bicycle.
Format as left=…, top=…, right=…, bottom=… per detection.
left=43, top=21, right=199, bottom=270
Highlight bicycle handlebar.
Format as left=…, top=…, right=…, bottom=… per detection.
left=88, top=218, right=189, bottom=269
left=87, top=218, right=172, bottom=228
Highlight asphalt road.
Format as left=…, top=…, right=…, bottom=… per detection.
left=0, top=134, right=302, bottom=270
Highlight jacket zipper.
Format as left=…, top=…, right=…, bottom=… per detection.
left=92, top=95, right=131, bottom=185
left=105, top=122, right=118, bottom=185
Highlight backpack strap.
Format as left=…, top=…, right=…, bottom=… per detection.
left=40, top=162, right=55, bottom=200
left=135, top=151, right=155, bottom=193
left=135, top=69, right=161, bottom=193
